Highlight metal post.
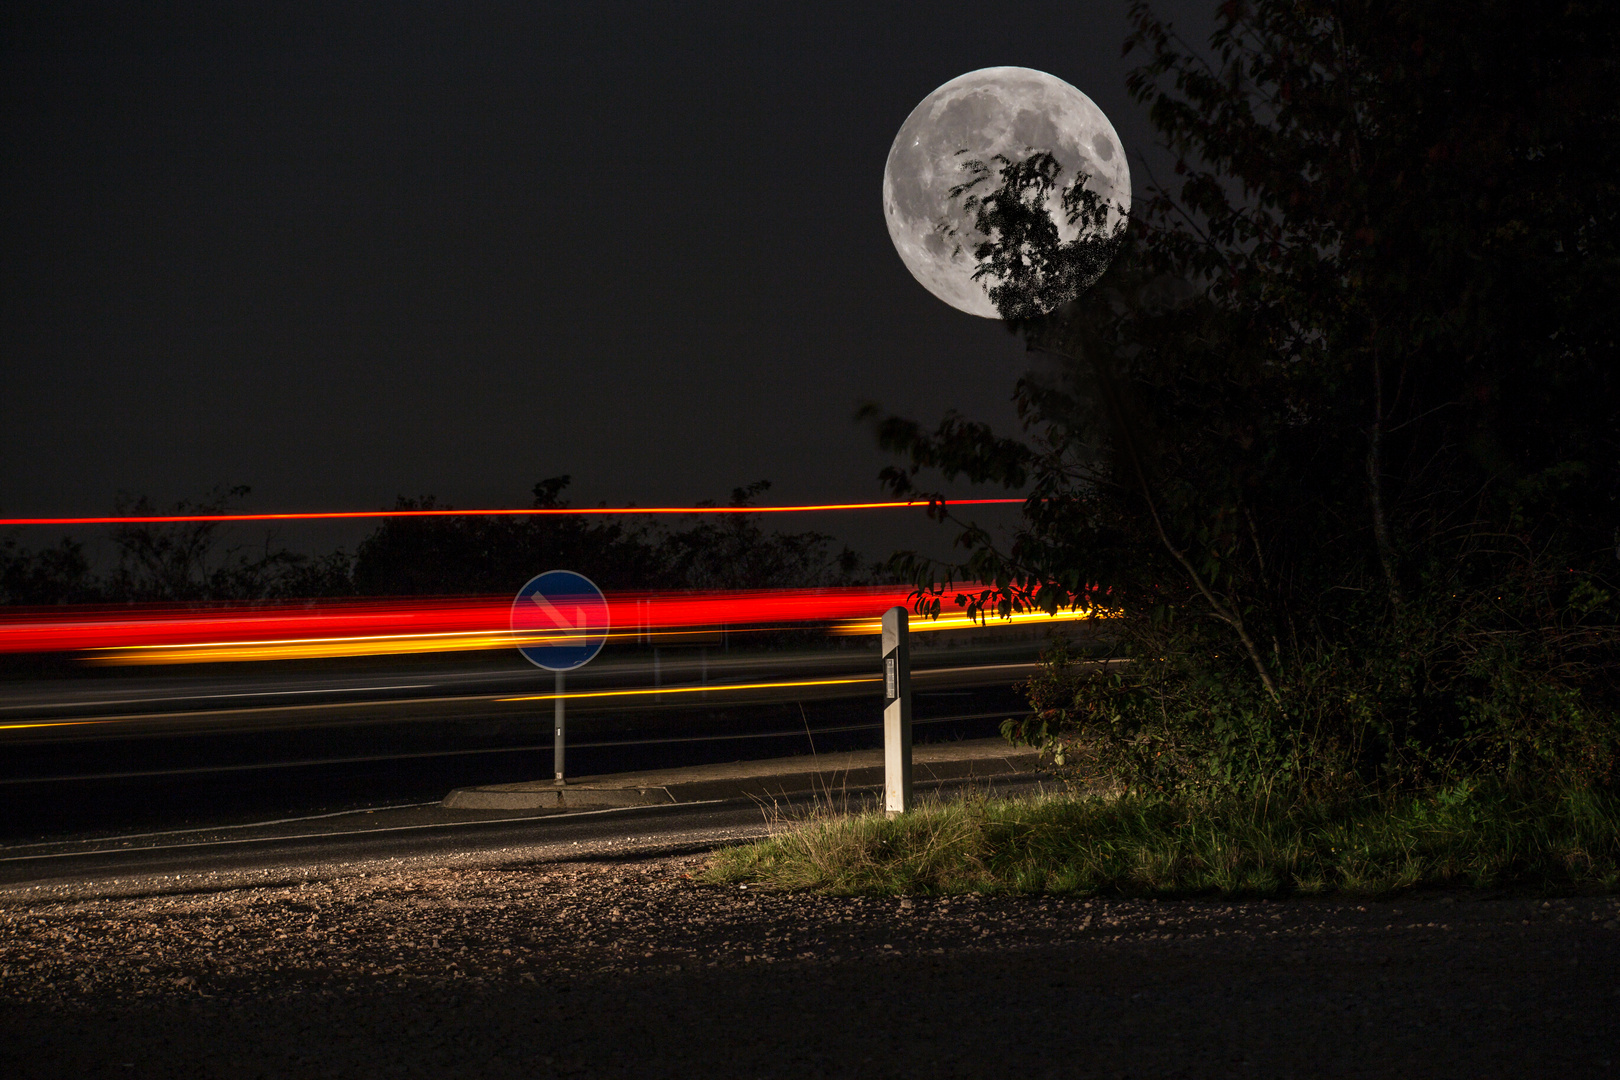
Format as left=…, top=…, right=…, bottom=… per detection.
left=881, top=606, right=912, bottom=816
left=553, top=669, right=566, bottom=785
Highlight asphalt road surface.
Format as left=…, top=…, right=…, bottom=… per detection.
left=0, top=771, right=1054, bottom=894
left=0, top=799, right=766, bottom=892
left=0, top=641, right=1039, bottom=840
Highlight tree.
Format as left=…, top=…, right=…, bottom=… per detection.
left=105, top=486, right=347, bottom=603
left=2, top=487, right=353, bottom=606
left=349, top=477, right=874, bottom=596
left=351, top=476, right=666, bottom=596
left=657, top=480, right=869, bottom=591
left=871, top=0, right=1620, bottom=793
left=0, top=535, right=95, bottom=605
left=1, top=478, right=881, bottom=607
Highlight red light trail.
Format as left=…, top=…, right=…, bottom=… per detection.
left=0, top=588, right=922, bottom=654
left=0, top=499, right=1024, bottom=528
left=0, top=586, right=1105, bottom=663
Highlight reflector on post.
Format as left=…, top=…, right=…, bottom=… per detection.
left=881, top=606, right=912, bottom=816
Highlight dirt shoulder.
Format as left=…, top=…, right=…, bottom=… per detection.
left=2, top=852, right=1617, bottom=1078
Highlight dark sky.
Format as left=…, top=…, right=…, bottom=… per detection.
left=2, top=1, right=1205, bottom=559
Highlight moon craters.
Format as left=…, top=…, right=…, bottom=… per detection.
left=882, top=66, right=1130, bottom=319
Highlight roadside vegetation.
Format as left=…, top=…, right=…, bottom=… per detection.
left=703, top=785, right=1620, bottom=897
left=713, top=1, right=1620, bottom=896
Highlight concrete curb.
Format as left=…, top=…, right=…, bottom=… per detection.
left=442, top=737, right=1044, bottom=811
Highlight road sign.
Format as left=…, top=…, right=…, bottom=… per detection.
left=511, top=570, right=610, bottom=672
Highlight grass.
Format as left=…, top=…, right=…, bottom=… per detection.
left=700, top=783, right=1620, bottom=897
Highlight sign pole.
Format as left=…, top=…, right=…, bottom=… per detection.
left=512, top=569, right=607, bottom=789
left=554, top=669, right=566, bottom=785
left=881, top=606, right=912, bottom=816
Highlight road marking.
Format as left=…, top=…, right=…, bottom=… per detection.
left=0, top=802, right=444, bottom=852
left=0, top=663, right=1046, bottom=732
left=499, top=675, right=880, bottom=703
left=0, top=710, right=1016, bottom=785
left=0, top=685, right=433, bottom=714
left=0, top=800, right=739, bottom=863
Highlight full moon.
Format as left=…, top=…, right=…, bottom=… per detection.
left=883, top=67, right=1130, bottom=319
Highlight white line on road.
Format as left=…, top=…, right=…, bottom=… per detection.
left=0, top=800, right=736, bottom=863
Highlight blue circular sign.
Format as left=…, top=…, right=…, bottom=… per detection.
left=511, top=570, right=610, bottom=671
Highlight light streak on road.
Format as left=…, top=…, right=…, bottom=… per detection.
left=0, top=498, right=1024, bottom=527
left=0, top=589, right=915, bottom=654
left=497, top=675, right=880, bottom=703
left=87, top=629, right=676, bottom=665
left=0, top=663, right=1036, bottom=738
left=0, top=586, right=1109, bottom=665
left=87, top=631, right=552, bottom=665
left=830, top=607, right=1113, bottom=635
left=3, top=592, right=900, bottom=650
left=82, top=626, right=754, bottom=665
left=0, top=712, right=1016, bottom=787
left=0, top=665, right=1035, bottom=734
left=0, top=719, right=110, bottom=732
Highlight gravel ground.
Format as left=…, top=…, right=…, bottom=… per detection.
left=2, top=850, right=1617, bottom=1079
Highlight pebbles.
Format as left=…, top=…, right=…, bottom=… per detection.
left=1, top=857, right=1615, bottom=1009
left=1, top=859, right=1618, bottom=1076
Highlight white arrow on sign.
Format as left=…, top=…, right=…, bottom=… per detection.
left=528, top=591, right=588, bottom=641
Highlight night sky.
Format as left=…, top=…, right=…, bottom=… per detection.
left=3, top=1, right=1203, bottom=559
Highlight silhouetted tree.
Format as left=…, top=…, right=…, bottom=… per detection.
left=949, top=149, right=1125, bottom=320
left=351, top=477, right=877, bottom=596
left=657, top=480, right=870, bottom=591
left=0, top=535, right=96, bottom=605
left=2, top=477, right=882, bottom=607
left=102, top=486, right=333, bottom=603
left=870, top=0, right=1620, bottom=792
left=351, top=476, right=666, bottom=596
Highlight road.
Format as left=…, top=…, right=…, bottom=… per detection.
left=1, top=640, right=1612, bottom=1079
left=0, top=799, right=767, bottom=895
left=0, top=641, right=1037, bottom=739
left=0, top=774, right=1050, bottom=895
left=0, top=639, right=1044, bottom=841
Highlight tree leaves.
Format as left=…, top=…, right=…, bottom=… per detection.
left=871, top=0, right=1620, bottom=792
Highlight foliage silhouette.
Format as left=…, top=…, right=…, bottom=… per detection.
left=1, top=486, right=347, bottom=605
left=869, top=0, right=1620, bottom=794
left=2, top=478, right=881, bottom=607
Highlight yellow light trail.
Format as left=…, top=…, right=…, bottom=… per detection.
left=0, top=719, right=112, bottom=732
left=0, top=667, right=1027, bottom=733
left=85, top=625, right=760, bottom=665
left=830, top=607, right=1115, bottom=635
left=498, top=675, right=880, bottom=703
left=88, top=630, right=571, bottom=665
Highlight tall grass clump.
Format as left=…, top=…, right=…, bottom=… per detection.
left=702, top=783, right=1620, bottom=897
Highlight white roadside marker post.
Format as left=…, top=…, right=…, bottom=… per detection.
left=554, top=669, right=566, bottom=785
left=881, top=606, right=912, bottom=817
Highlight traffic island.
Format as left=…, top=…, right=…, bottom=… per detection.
left=439, top=736, right=1044, bottom=811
